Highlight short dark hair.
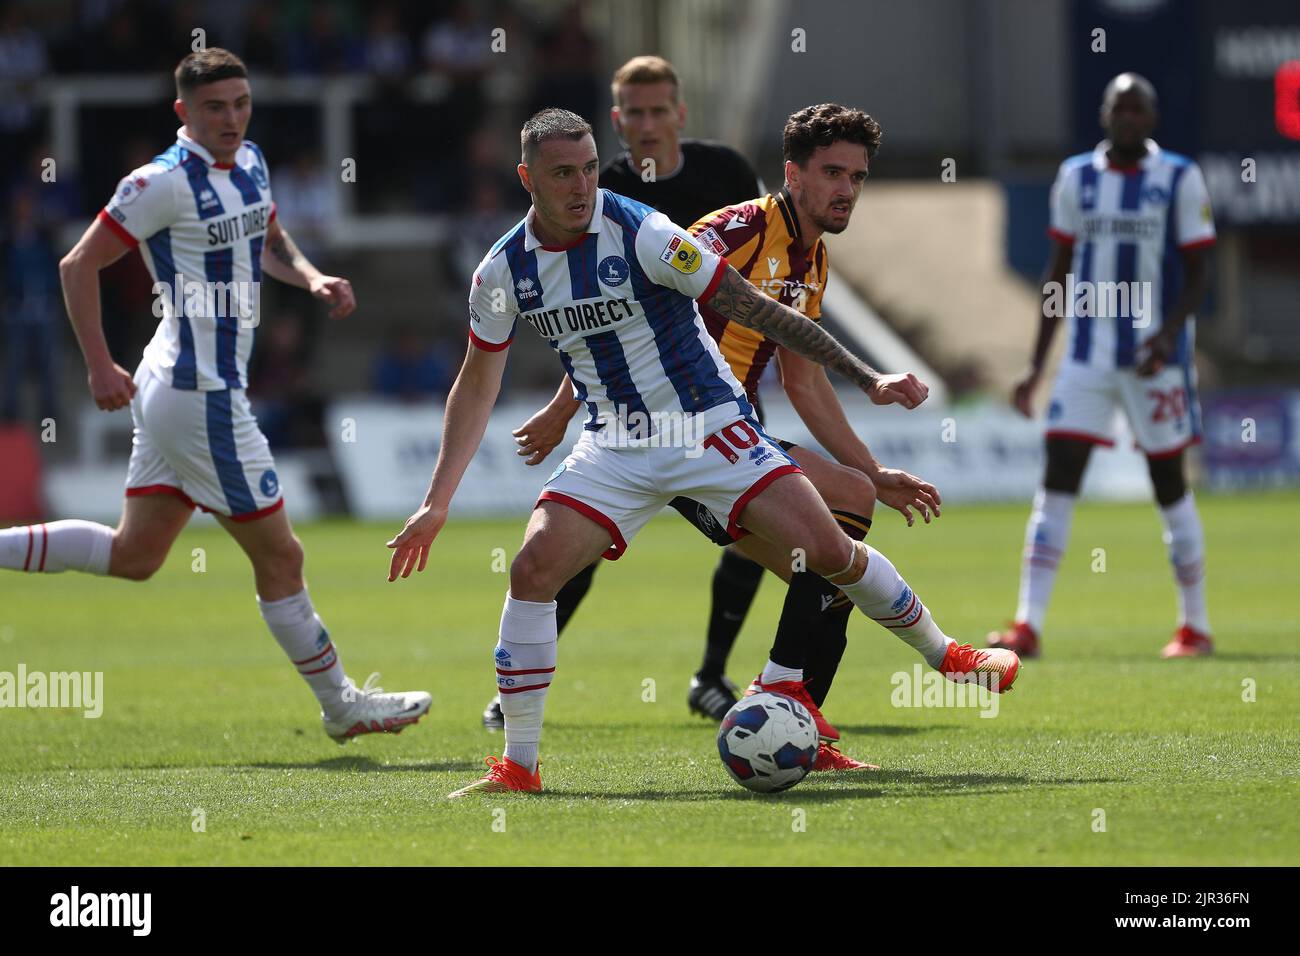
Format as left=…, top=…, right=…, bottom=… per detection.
left=783, top=103, right=882, bottom=166
left=174, top=48, right=248, bottom=98
left=520, top=108, right=593, bottom=164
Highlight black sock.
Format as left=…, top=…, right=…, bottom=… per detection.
left=767, top=571, right=832, bottom=671
left=555, top=562, right=599, bottom=635
left=699, top=549, right=764, bottom=679
left=802, top=510, right=872, bottom=704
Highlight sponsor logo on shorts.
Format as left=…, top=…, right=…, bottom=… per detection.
left=259, top=469, right=279, bottom=497
left=598, top=255, right=630, bottom=287
left=748, top=446, right=774, bottom=466
left=696, top=504, right=720, bottom=536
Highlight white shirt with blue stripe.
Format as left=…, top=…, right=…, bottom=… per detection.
left=1049, top=139, right=1216, bottom=372
left=99, top=128, right=275, bottom=391
left=468, top=188, right=749, bottom=430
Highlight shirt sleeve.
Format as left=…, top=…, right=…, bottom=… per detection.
left=634, top=210, right=728, bottom=302
left=1047, top=162, right=1080, bottom=245
left=467, top=256, right=518, bottom=351
left=99, top=163, right=177, bottom=247
left=1175, top=163, right=1216, bottom=250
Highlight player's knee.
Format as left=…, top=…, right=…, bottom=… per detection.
left=834, top=468, right=876, bottom=518
left=803, top=533, right=855, bottom=577
left=1147, top=455, right=1186, bottom=506
left=509, top=547, right=558, bottom=600
left=110, top=534, right=168, bottom=581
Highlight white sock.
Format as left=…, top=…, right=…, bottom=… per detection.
left=257, top=588, right=349, bottom=718
left=1014, top=489, right=1076, bottom=632
left=1160, top=493, right=1209, bottom=633
left=497, top=594, right=557, bottom=774
left=761, top=661, right=803, bottom=685
left=836, top=545, right=953, bottom=668
left=0, top=520, right=113, bottom=575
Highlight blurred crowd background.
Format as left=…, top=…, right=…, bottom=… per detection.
left=2, top=0, right=1298, bottom=517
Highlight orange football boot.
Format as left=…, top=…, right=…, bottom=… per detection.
left=1161, top=625, right=1213, bottom=658
left=447, top=756, right=542, bottom=798
left=938, top=642, right=1021, bottom=693
left=813, top=742, right=879, bottom=772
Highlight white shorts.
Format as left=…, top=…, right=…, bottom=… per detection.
left=537, top=405, right=801, bottom=560
left=125, top=362, right=284, bottom=520
left=1045, top=360, right=1202, bottom=457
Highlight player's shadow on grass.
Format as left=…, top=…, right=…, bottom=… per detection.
left=238, top=756, right=481, bottom=773
left=545, top=770, right=1122, bottom=802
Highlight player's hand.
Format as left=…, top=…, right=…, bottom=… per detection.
left=385, top=504, right=448, bottom=581
left=871, top=466, right=942, bottom=527
left=1137, top=328, right=1177, bottom=377
left=310, top=275, right=356, bottom=319
left=868, top=372, right=928, bottom=409
left=88, top=361, right=136, bottom=411
left=1011, top=369, right=1040, bottom=418
left=513, top=400, right=577, bottom=466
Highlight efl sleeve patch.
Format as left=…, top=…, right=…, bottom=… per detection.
left=660, top=235, right=702, bottom=274
left=694, top=225, right=728, bottom=255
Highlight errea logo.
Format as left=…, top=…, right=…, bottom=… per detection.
left=516, top=276, right=539, bottom=299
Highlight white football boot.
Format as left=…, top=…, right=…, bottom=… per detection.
left=322, top=680, right=432, bottom=744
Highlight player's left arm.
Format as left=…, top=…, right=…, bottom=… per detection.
left=1138, top=165, right=1215, bottom=376
left=1136, top=246, right=1210, bottom=376
left=262, top=217, right=355, bottom=319
left=708, top=265, right=927, bottom=408
left=777, top=346, right=940, bottom=524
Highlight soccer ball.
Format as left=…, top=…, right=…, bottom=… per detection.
left=717, top=691, right=818, bottom=793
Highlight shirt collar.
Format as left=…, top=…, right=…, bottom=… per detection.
left=177, top=127, right=235, bottom=169
left=1093, top=138, right=1161, bottom=173
left=524, top=188, right=605, bottom=251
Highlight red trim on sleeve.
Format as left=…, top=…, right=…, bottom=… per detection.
left=268, top=202, right=277, bottom=223
left=1046, top=227, right=1075, bottom=246
left=536, top=491, right=627, bottom=560
left=1044, top=429, right=1116, bottom=448
left=97, top=208, right=138, bottom=248
left=1179, top=236, right=1216, bottom=251
left=726, top=463, right=802, bottom=539
left=468, top=327, right=512, bottom=352
left=698, top=257, right=729, bottom=304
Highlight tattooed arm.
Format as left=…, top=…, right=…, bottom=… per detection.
left=706, top=265, right=928, bottom=408
left=261, top=217, right=356, bottom=319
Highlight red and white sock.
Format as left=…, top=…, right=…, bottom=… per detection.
left=257, top=588, right=349, bottom=718
left=0, top=521, right=113, bottom=575
left=497, top=594, right=557, bottom=773
left=1015, top=489, right=1076, bottom=632
left=836, top=545, right=953, bottom=668
left=1160, top=493, right=1209, bottom=633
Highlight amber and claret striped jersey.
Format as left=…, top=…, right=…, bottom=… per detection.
left=690, top=186, right=828, bottom=400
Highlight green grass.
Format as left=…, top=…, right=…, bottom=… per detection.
left=2, top=493, right=1297, bottom=866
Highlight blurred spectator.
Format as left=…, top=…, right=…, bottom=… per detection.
left=529, top=1, right=601, bottom=121
left=283, top=1, right=365, bottom=75
left=451, top=169, right=526, bottom=283
left=247, top=310, right=323, bottom=448
left=365, top=3, right=413, bottom=81
left=0, top=3, right=48, bottom=159
left=2, top=189, right=62, bottom=424
left=272, top=149, right=339, bottom=262
left=240, top=4, right=283, bottom=73
left=371, top=324, right=455, bottom=402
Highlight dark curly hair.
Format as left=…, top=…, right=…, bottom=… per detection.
left=783, top=103, right=882, bottom=166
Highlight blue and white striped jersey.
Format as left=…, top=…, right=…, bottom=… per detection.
left=1049, top=139, right=1216, bottom=371
left=99, top=128, right=275, bottom=391
left=468, top=188, right=750, bottom=429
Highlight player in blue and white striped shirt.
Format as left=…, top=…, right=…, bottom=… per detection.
left=386, top=108, right=1022, bottom=798
left=0, top=49, right=431, bottom=742
left=990, top=74, right=1216, bottom=660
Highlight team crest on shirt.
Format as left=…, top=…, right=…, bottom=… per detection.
left=259, top=469, right=279, bottom=497
left=695, top=225, right=727, bottom=255
left=598, top=255, right=629, bottom=287
left=250, top=165, right=269, bottom=190
left=660, top=235, right=701, bottom=275
left=1141, top=185, right=1168, bottom=205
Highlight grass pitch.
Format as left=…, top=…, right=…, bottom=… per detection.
left=2, top=493, right=1297, bottom=866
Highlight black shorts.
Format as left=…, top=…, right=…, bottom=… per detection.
left=668, top=392, right=799, bottom=547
